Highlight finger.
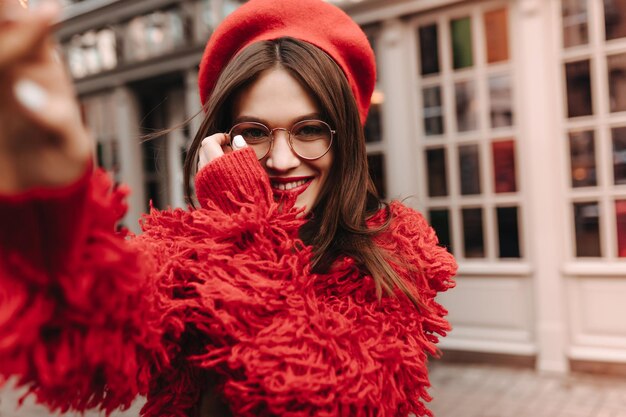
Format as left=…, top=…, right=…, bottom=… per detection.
left=197, top=133, right=228, bottom=171
left=0, top=1, right=59, bottom=69
left=231, top=134, right=248, bottom=151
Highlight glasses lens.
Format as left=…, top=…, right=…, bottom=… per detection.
left=291, top=120, right=333, bottom=159
left=230, top=122, right=271, bottom=159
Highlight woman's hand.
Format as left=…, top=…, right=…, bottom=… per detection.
left=0, top=0, right=93, bottom=193
left=197, top=133, right=247, bottom=172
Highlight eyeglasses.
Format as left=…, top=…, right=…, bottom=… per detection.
left=228, top=119, right=335, bottom=160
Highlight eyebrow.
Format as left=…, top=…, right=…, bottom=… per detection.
left=232, top=113, right=323, bottom=126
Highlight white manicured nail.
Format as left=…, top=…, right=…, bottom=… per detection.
left=232, top=135, right=246, bottom=149
left=14, top=79, right=48, bottom=112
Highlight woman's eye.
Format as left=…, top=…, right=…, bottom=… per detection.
left=296, top=126, right=323, bottom=137
left=242, top=129, right=269, bottom=141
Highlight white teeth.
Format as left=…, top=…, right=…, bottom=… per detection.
left=271, top=179, right=309, bottom=191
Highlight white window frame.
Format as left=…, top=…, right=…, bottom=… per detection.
left=409, top=0, right=529, bottom=269
left=555, top=0, right=626, bottom=266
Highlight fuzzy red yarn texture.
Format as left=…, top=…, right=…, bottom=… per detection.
left=0, top=148, right=456, bottom=417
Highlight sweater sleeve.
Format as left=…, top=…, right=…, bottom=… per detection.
left=0, top=166, right=168, bottom=415
left=194, top=147, right=273, bottom=213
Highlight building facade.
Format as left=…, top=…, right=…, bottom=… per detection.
left=51, top=0, right=626, bottom=375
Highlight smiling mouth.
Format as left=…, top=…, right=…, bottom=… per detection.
left=270, top=177, right=314, bottom=196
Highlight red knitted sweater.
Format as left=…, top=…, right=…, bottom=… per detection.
left=0, top=148, right=456, bottom=417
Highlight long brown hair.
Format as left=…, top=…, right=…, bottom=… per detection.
left=183, top=38, right=422, bottom=308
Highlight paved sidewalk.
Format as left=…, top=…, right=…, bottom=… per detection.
left=2, top=362, right=626, bottom=416
left=428, top=363, right=626, bottom=417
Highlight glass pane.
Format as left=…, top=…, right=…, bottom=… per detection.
left=497, top=206, right=521, bottom=258
left=612, top=126, right=626, bottom=185
left=569, top=130, right=597, bottom=187
left=426, top=148, right=448, bottom=197
left=492, top=140, right=518, bottom=193
left=451, top=17, right=473, bottom=70
left=616, top=200, right=626, bottom=257
left=423, top=86, right=444, bottom=136
left=462, top=208, right=485, bottom=258
left=565, top=60, right=593, bottom=118
left=489, top=74, right=514, bottom=128
left=605, top=0, right=626, bottom=41
left=608, top=53, right=626, bottom=113
left=562, top=0, right=589, bottom=47
left=419, top=24, right=440, bottom=75
left=456, top=81, right=478, bottom=132
left=459, top=144, right=481, bottom=195
left=429, top=209, right=452, bottom=252
left=574, top=202, right=601, bottom=257
left=367, top=153, right=386, bottom=199
left=484, top=8, right=509, bottom=63
left=364, top=101, right=383, bottom=143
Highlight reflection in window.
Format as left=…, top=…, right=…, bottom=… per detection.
left=223, top=0, right=246, bottom=17
left=426, top=148, right=448, bottom=197
left=66, top=28, right=117, bottom=79
left=423, top=86, right=444, bottom=136
left=484, top=8, right=509, bottom=63
left=455, top=81, right=478, bottom=132
left=574, top=202, right=602, bottom=257
left=616, top=200, right=626, bottom=257
left=569, top=130, right=597, bottom=187
left=419, top=24, right=440, bottom=75
left=462, top=208, right=485, bottom=258
left=459, top=144, right=481, bottom=195
left=195, top=0, right=219, bottom=42
left=367, top=153, right=386, bottom=199
left=429, top=209, right=452, bottom=252
left=364, top=101, right=383, bottom=143
left=489, top=74, right=514, bottom=128
left=451, top=17, right=473, bottom=70
left=565, top=60, right=593, bottom=118
left=126, top=9, right=185, bottom=62
left=613, top=127, right=626, bottom=185
left=492, top=140, right=517, bottom=193
left=608, top=53, right=626, bottom=113
left=497, top=206, right=521, bottom=258
left=562, top=0, right=589, bottom=47
left=604, top=0, right=626, bottom=41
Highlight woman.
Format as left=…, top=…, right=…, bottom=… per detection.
left=0, top=0, right=456, bottom=416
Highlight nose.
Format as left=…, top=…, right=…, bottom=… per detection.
left=265, top=129, right=301, bottom=172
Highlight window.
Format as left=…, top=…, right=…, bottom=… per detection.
left=415, top=4, right=522, bottom=261
left=561, top=0, right=626, bottom=259
left=364, top=28, right=387, bottom=199
left=65, top=28, right=118, bottom=79
left=124, top=8, right=187, bottom=62
left=81, top=93, right=121, bottom=182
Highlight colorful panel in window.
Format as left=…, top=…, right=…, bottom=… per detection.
left=616, top=200, right=626, bottom=257
left=451, top=17, right=473, bottom=70
left=484, top=8, right=509, bottom=63
left=492, top=140, right=517, bottom=193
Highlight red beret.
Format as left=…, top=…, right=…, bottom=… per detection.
left=198, top=0, right=376, bottom=124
